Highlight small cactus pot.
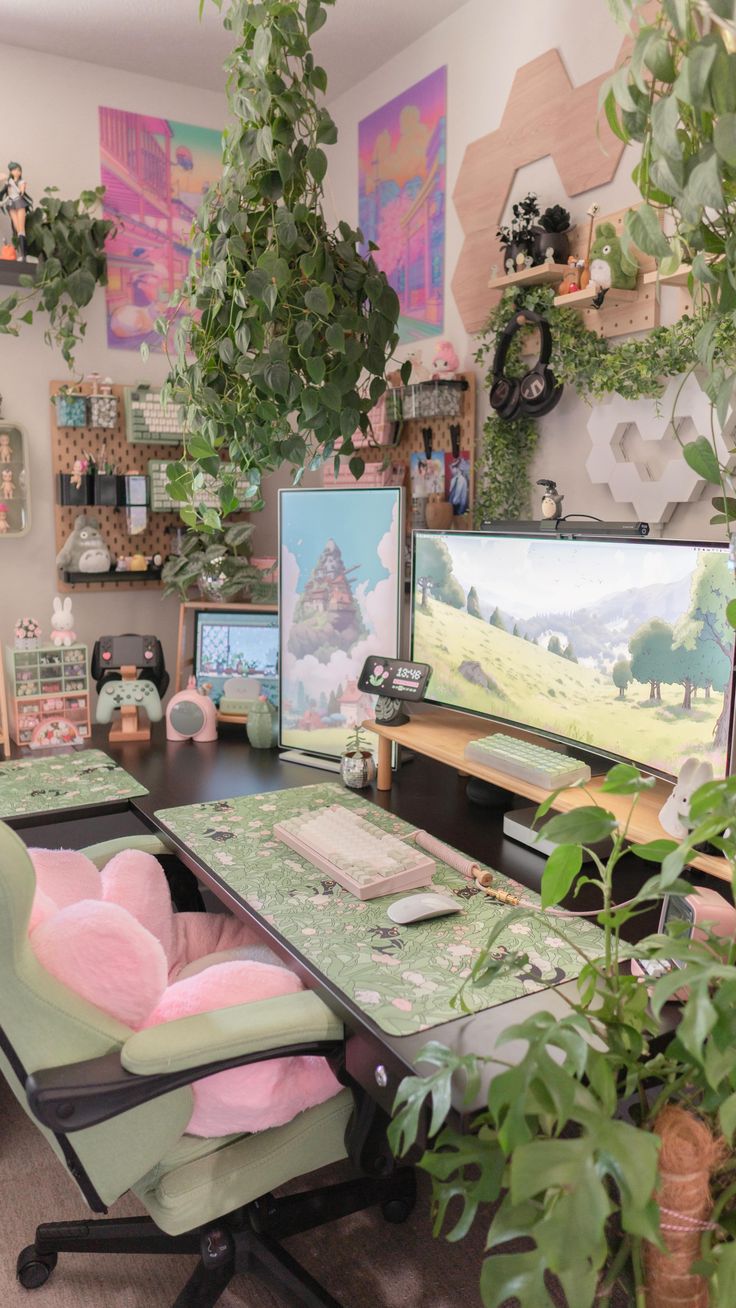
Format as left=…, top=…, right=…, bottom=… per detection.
left=246, top=700, right=276, bottom=749
left=340, top=749, right=376, bottom=790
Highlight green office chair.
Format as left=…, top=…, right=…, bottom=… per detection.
left=0, top=822, right=415, bottom=1307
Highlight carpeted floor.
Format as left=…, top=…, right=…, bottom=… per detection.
left=0, top=1076, right=486, bottom=1308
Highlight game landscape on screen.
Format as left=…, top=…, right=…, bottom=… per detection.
left=412, top=534, right=735, bottom=779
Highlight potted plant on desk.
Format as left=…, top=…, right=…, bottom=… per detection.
left=340, top=724, right=377, bottom=790
left=161, top=522, right=276, bottom=603
left=389, top=766, right=736, bottom=1306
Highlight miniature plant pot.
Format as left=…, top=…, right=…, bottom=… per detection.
left=94, top=474, right=125, bottom=507
left=55, top=394, right=88, bottom=427
left=246, top=701, right=276, bottom=749
left=532, top=227, right=571, bottom=266
left=88, top=394, right=118, bottom=428
left=14, top=636, right=39, bottom=651
left=340, top=750, right=376, bottom=790
left=57, top=473, right=95, bottom=506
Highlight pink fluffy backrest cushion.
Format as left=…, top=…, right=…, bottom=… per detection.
left=100, top=849, right=174, bottom=963
left=142, top=962, right=341, bottom=1136
left=28, top=848, right=102, bottom=909
left=30, top=900, right=168, bottom=1029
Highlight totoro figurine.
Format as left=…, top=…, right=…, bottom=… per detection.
left=588, top=222, right=639, bottom=294
left=56, top=514, right=115, bottom=575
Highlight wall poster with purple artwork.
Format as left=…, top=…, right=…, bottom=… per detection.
left=358, top=67, right=446, bottom=344
left=99, top=107, right=221, bottom=351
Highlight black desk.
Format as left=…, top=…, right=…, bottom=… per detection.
left=12, top=725, right=690, bottom=1114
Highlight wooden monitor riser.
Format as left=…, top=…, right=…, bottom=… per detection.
left=365, top=705, right=730, bottom=885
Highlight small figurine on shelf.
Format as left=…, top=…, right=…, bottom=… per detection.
left=1, top=468, right=14, bottom=499
left=0, top=504, right=8, bottom=535
left=56, top=513, right=114, bottom=575
left=50, top=596, right=77, bottom=648
left=538, top=478, right=564, bottom=520
left=0, top=162, right=33, bottom=260
left=588, top=222, right=639, bottom=303
left=431, top=340, right=460, bottom=380
left=557, top=256, right=582, bottom=296
left=13, top=616, right=41, bottom=650
left=0, top=432, right=11, bottom=462
left=406, top=349, right=431, bottom=383
left=70, top=456, right=89, bottom=490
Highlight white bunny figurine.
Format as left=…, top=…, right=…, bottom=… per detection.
left=50, top=596, right=77, bottom=648
left=658, top=756, right=714, bottom=839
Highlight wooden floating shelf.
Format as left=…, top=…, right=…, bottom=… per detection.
left=643, top=265, right=693, bottom=288
left=488, top=263, right=569, bottom=291
left=553, top=285, right=639, bottom=309
left=366, top=706, right=730, bottom=885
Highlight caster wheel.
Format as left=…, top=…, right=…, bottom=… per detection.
left=16, top=1246, right=58, bottom=1290
left=381, top=1196, right=415, bottom=1224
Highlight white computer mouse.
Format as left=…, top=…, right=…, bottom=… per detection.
left=387, top=892, right=462, bottom=925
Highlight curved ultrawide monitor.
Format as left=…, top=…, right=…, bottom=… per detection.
left=410, top=531, right=736, bottom=781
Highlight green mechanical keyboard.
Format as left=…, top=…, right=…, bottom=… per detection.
left=464, top=732, right=591, bottom=790
left=123, top=385, right=186, bottom=445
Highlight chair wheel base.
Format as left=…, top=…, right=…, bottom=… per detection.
left=16, top=1246, right=58, bottom=1290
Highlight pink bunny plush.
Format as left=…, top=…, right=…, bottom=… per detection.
left=27, top=846, right=340, bottom=1136
left=431, top=340, right=459, bottom=380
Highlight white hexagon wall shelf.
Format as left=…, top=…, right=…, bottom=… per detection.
left=586, top=375, right=733, bottom=524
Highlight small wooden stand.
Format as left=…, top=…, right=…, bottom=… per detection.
left=108, top=666, right=151, bottom=744
left=365, top=706, right=730, bottom=884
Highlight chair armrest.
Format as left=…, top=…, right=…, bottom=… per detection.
left=122, top=990, right=344, bottom=1075
left=80, top=833, right=172, bottom=869
left=27, top=992, right=344, bottom=1134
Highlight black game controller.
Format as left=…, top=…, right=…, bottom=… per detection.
left=91, top=634, right=169, bottom=696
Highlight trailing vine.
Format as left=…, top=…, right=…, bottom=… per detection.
left=474, top=284, right=736, bottom=523
left=162, top=0, right=406, bottom=529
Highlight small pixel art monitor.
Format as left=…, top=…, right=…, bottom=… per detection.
left=193, top=610, right=279, bottom=707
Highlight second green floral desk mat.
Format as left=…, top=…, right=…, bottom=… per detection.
left=0, top=749, right=148, bottom=820
left=156, top=783, right=606, bottom=1038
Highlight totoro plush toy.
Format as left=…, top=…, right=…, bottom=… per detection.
left=588, top=222, right=639, bottom=292
left=56, top=514, right=115, bottom=575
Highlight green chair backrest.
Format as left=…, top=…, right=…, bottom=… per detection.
left=0, top=821, right=192, bottom=1206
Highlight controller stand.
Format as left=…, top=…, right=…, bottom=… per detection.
left=108, top=666, right=151, bottom=744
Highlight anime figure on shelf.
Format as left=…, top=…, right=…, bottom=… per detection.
left=0, top=432, right=11, bottom=462
left=70, top=457, right=89, bottom=490
left=2, top=469, right=14, bottom=500
left=0, top=162, right=33, bottom=261
left=431, top=340, right=460, bottom=380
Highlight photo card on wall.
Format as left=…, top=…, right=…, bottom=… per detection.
left=279, top=487, right=403, bottom=761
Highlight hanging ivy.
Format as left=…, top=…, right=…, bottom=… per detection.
left=474, top=284, right=736, bottom=523
left=162, top=0, right=407, bottom=529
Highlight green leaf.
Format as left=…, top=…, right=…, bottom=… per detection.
left=600, top=762, right=656, bottom=794
left=538, top=806, right=617, bottom=848
left=625, top=204, right=672, bottom=259
left=714, top=113, right=736, bottom=167
left=66, top=267, right=96, bottom=307
left=306, top=147, right=327, bottom=184
left=305, top=355, right=325, bottom=384
left=726, top=599, right=736, bottom=631
left=304, top=285, right=331, bottom=316
left=540, top=843, right=582, bottom=908
left=682, top=436, right=722, bottom=485
left=348, top=456, right=365, bottom=480
left=630, top=839, right=678, bottom=863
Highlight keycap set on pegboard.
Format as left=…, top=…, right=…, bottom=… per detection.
left=122, top=385, right=187, bottom=445
left=147, top=460, right=254, bottom=512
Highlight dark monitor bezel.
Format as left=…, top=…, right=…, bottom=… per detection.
left=409, top=528, right=736, bottom=783
left=193, top=608, right=279, bottom=685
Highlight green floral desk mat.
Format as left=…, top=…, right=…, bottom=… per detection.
left=155, top=783, right=610, bottom=1038
left=0, top=749, right=148, bottom=819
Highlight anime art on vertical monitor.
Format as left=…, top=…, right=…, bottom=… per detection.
left=279, top=487, right=403, bottom=761
left=411, top=530, right=736, bottom=781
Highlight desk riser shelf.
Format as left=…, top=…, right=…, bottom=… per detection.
left=366, top=706, right=730, bottom=883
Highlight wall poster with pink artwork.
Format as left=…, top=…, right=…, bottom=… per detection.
left=358, top=67, right=446, bottom=345
left=98, top=107, right=221, bottom=350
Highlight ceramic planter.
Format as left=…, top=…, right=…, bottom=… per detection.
left=246, top=702, right=276, bottom=749
left=14, top=637, right=39, bottom=651
left=340, top=750, right=376, bottom=790
left=532, top=227, right=571, bottom=266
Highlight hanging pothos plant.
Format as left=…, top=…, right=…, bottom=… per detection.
left=0, top=188, right=113, bottom=369
left=602, top=0, right=736, bottom=531
left=162, top=0, right=407, bottom=530
left=474, top=284, right=736, bottom=523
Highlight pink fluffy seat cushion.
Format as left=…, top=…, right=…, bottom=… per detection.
left=28, top=848, right=102, bottom=909
left=142, top=962, right=342, bottom=1137
left=169, top=910, right=262, bottom=981
left=30, top=900, right=168, bottom=1029
left=100, top=849, right=174, bottom=963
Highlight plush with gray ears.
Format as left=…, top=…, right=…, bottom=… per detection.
left=658, top=756, right=714, bottom=839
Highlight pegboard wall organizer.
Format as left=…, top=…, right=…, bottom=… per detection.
left=50, top=380, right=185, bottom=593
left=320, top=372, right=476, bottom=535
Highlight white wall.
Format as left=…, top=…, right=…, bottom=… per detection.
left=0, top=43, right=226, bottom=682
left=324, top=0, right=719, bottom=542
